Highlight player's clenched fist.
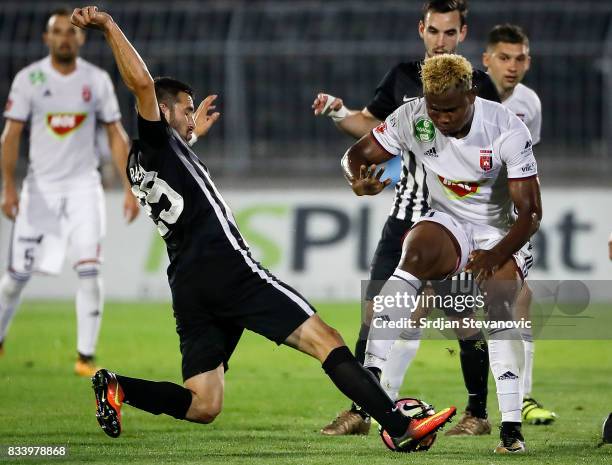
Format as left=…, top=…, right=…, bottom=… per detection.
left=71, top=6, right=113, bottom=31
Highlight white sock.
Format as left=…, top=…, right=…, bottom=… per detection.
left=489, top=334, right=524, bottom=423
left=365, top=269, right=422, bottom=372
left=75, top=264, right=103, bottom=357
left=0, top=272, right=30, bottom=342
left=380, top=328, right=422, bottom=400
left=522, top=334, right=534, bottom=398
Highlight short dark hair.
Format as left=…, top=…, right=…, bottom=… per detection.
left=45, top=7, right=72, bottom=31
left=153, top=77, right=194, bottom=107
left=422, top=0, right=468, bottom=27
left=487, top=24, right=530, bottom=49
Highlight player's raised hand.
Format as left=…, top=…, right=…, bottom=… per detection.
left=71, top=6, right=113, bottom=32
left=1, top=185, right=19, bottom=220
left=350, top=164, right=391, bottom=196
left=123, top=189, right=140, bottom=224
left=465, top=249, right=506, bottom=283
left=194, top=95, right=221, bottom=138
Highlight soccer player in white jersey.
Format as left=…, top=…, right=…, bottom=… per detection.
left=342, top=54, right=542, bottom=453
left=483, top=24, right=556, bottom=426
left=0, top=8, right=139, bottom=376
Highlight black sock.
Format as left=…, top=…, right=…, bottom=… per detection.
left=459, top=334, right=489, bottom=419
left=349, top=337, right=370, bottom=415
left=78, top=352, right=94, bottom=363
left=501, top=421, right=523, bottom=439
left=354, top=337, right=368, bottom=365
left=115, top=374, right=192, bottom=420
left=322, top=346, right=408, bottom=437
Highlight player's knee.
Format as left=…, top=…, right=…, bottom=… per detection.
left=190, top=398, right=223, bottom=424
left=1, top=271, right=30, bottom=298
left=401, top=248, right=439, bottom=277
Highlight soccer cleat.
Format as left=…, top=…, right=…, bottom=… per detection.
left=92, top=369, right=124, bottom=438
left=494, top=426, right=526, bottom=454
left=75, top=358, right=100, bottom=377
left=522, top=397, right=557, bottom=425
left=320, top=410, right=371, bottom=436
left=602, top=413, right=612, bottom=444
left=444, top=411, right=492, bottom=436
left=381, top=398, right=456, bottom=452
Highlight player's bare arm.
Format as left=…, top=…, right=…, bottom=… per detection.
left=466, top=176, right=542, bottom=281
left=341, top=134, right=393, bottom=195
left=0, top=120, right=25, bottom=220
left=105, top=121, right=139, bottom=222
left=71, top=6, right=158, bottom=121
left=312, top=93, right=380, bottom=139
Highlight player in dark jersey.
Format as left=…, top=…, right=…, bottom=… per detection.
left=70, top=6, right=456, bottom=451
left=313, top=0, right=497, bottom=437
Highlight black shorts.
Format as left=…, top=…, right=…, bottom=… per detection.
left=365, top=216, right=413, bottom=300
left=171, top=252, right=315, bottom=381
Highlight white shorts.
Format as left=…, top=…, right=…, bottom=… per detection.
left=8, top=186, right=106, bottom=277
left=414, top=210, right=533, bottom=279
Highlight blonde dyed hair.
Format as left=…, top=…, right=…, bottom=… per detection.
left=421, top=54, right=473, bottom=96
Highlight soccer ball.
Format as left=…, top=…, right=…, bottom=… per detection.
left=380, top=397, right=438, bottom=452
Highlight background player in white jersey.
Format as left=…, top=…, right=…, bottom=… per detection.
left=313, top=0, right=497, bottom=436
left=0, top=8, right=139, bottom=376
left=483, top=24, right=556, bottom=425
left=342, top=54, right=542, bottom=453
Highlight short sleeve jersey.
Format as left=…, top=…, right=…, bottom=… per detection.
left=502, top=83, right=542, bottom=145
left=3, top=57, right=121, bottom=191
left=371, top=97, right=537, bottom=232
left=363, top=61, right=500, bottom=222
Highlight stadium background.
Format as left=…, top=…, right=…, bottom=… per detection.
left=1, top=0, right=611, bottom=300
left=1, top=2, right=611, bottom=463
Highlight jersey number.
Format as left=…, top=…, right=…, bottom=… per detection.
left=132, top=170, right=184, bottom=237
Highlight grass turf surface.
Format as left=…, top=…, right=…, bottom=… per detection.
left=1, top=301, right=611, bottom=464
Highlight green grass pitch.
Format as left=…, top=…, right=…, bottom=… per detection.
left=1, top=301, right=611, bottom=464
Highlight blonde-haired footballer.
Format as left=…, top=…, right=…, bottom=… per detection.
left=343, top=54, right=542, bottom=454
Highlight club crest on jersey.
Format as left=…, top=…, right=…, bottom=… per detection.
left=414, top=117, right=435, bottom=142
left=375, top=122, right=387, bottom=134
left=82, top=85, right=92, bottom=102
left=479, top=149, right=493, bottom=172
left=46, top=112, right=88, bottom=137
left=438, top=175, right=480, bottom=199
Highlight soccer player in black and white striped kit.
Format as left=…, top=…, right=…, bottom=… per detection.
left=70, top=5, right=456, bottom=451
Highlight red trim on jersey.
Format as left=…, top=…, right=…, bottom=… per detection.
left=369, top=132, right=397, bottom=158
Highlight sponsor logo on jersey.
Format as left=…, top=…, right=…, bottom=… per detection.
left=414, top=117, right=435, bottom=142
left=402, top=95, right=416, bottom=103
left=479, top=149, right=493, bottom=171
left=46, top=112, right=88, bottom=137
left=29, top=70, right=46, bottom=85
left=424, top=147, right=438, bottom=158
left=82, top=85, right=91, bottom=102
left=4, top=99, right=12, bottom=112
left=438, top=176, right=480, bottom=199
left=375, top=122, right=387, bottom=134
left=520, top=161, right=536, bottom=174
